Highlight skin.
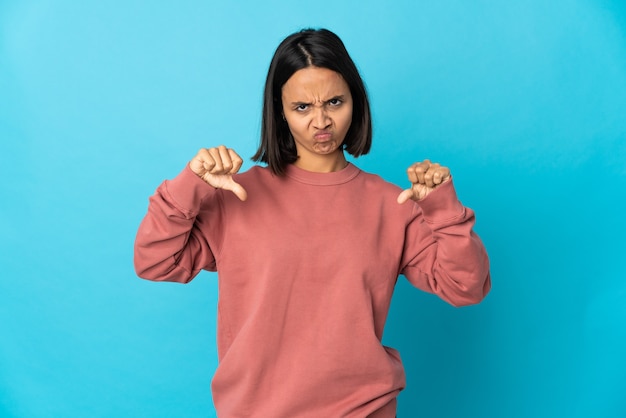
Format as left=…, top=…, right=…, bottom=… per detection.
left=281, top=66, right=353, bottom=173
left=189, top=66, right=451, bottom=203
left=396, top=160, right=451, bottom=203
left=189, top=146, right=248, bottom=201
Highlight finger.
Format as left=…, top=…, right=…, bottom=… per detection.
left=226, top=179, right=248, bottom=201
left=415, top=183, right=429, bottom=200
left=415, top=159, right=430, bottom=184
left=227, top=148, right=244, bottom=174
left=201, top=149, right=217, bottom=172
left=406, top=163, right=419, bottom=184
left=397, top=188, right=414, bottom=204
left=423, top=163, right=440, bottom=188
left=190, top=148, right=215, bottom=175
left=433, top=167, right=451, bottom=185
left=407, top=161, right=428, bottom=184
left=217, top=145, right=234, bottom=173
left=208, top=147, right=224, bottom=172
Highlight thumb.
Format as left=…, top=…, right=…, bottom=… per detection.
left=225, top=179, right=248, bottom=202
left=397, top=188, right=414, bottom=204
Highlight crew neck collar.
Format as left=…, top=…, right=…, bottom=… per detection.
left=284, top=162, right=361, bottom=185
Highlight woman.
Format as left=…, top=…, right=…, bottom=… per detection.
left=134, top=28, right=490, bottom=417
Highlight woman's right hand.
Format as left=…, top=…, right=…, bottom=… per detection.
left=189, top=146, right=248, bottom=201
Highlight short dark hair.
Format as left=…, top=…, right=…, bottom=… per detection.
left=252, top=28, right=372, bottom=176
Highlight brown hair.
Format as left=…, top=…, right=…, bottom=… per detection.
left=252, top=28, right=372, bottom=176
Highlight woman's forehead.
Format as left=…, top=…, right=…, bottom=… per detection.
left=282, top=67, right=349, bottom=100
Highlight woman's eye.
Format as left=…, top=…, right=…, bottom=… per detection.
left=296, top=104, right=308, bottom=111
left=329, top=98, right=342, bottom=106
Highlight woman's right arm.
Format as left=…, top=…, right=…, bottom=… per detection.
left=133, top=146, right=246, bottom=283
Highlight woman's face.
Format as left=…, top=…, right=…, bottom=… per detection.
left=281, top=66, right=353, bottom=169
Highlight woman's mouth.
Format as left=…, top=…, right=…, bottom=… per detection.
left=314, top=131, right=332, bottom=141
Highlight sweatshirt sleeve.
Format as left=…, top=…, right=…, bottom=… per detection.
left=133, top=165, right=223, bottom=283
left=400, top=179, right=491, bottom=307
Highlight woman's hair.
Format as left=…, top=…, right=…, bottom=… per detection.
left=252, top=28, right=372, bottom=176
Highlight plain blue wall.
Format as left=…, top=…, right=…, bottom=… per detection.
left=1, top=0, right=625, bottom=417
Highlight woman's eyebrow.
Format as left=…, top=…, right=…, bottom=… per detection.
left=290, top=94, right=347, bottom=106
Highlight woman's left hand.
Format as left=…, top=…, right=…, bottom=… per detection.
left=397, top=159, right=451, bottom=203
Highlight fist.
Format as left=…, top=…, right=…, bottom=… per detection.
left=397, top=159, right=451, bottom=203
left=189, top=146, right=247, bottom=201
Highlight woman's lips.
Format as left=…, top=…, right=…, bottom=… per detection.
left=314, top=131, right=332, bottom=140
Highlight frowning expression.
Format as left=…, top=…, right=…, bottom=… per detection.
left=281, top=67, right=353, bottom=164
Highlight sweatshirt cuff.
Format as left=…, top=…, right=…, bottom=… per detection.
left=417, top=178, right=465, bottom=223
left=163, top=164, right=218, bottom=215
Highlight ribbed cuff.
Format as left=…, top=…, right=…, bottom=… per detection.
left=416, top=178, right=465, bottom=223
left=162, top=164, right=218, bottom=216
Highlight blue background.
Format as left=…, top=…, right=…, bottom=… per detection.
left=1, top=0, right=625, bottom=417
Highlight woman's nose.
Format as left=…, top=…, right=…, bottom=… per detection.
left=312, top=107, right=331, bottom=129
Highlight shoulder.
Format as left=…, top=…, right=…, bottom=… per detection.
left=355, top=168, right=404, bottom=195
left=231, top=165, right=282, bottom=195
left=234, top=165, right=274, bottom=182
left=352, top=166, right=419, bottom=216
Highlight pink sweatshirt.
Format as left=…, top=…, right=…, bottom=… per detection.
left=134, top=163, right=490, bottom=417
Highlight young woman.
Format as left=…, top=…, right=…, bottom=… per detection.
left=134, top=28, right=490, bottom=417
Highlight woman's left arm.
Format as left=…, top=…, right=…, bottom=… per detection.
left=398, top=160, right=491, bottom=307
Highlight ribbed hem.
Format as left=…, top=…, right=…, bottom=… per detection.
left=284, top=162, right=361, bottom=186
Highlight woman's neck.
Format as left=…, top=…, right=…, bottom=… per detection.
left=293, top=152, right=348, bottom=173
